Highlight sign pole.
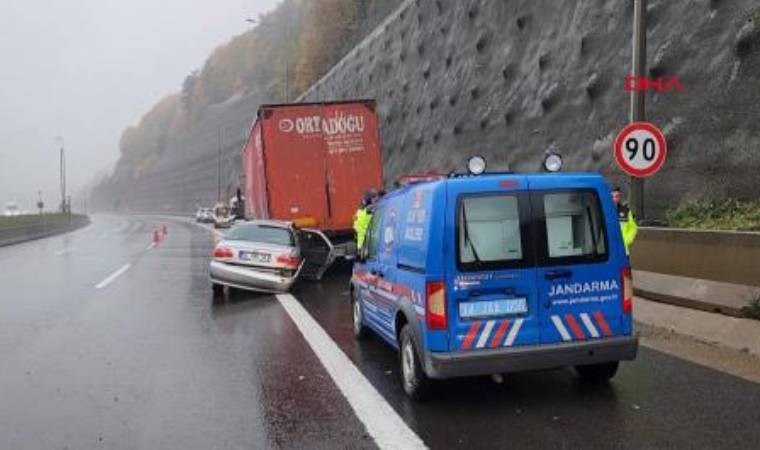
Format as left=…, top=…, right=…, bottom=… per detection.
left=630, top=0, right=647, bottom=220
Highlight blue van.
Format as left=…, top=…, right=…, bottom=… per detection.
left=350, top=170, right=638, bottom=399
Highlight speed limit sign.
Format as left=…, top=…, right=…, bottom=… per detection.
left=613, top=122, right=667, bottom=177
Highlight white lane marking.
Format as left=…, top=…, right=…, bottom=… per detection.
left=551, top=315, right=572, bottom=342
left=94, top=263, right=132, bottom=290
left=504, top=318, right=524, bottom=347
left=276, top=293, right=427, bottom=450
left=580, top=313, right=601, bottom=338
left=54, top=247, right=75, bottom=256
left=475, top=320, right=495, bottom=349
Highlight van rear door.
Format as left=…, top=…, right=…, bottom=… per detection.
left=528, top=182, right=627, bottom=345
left=445, top=179, right=541, bottom=352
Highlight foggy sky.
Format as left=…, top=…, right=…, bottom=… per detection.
left=0, top=0, right=279, bottom=212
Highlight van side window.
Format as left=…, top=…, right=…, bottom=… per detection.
left=366, top=208, right=385, bottom=260
left=540, top=191, right=607, bottom=261
left=457, top=194, right=528, bottom=271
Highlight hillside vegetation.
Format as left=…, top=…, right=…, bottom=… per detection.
left=117, top=0, right=399, bottom=178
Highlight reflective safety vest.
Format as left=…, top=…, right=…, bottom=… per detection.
left=354, top=207, right=372, bottom=249
left=618, top=205, right=638, bottom=255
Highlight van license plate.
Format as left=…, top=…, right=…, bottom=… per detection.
left=459, top=298, right=528, bottom=319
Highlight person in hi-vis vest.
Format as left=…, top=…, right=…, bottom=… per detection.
left=353, top=189, right=379, bottom=249
left=612, top=186, right=638, bottom=255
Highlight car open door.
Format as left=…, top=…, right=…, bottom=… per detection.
left=297, top=229, right=335, bottom=280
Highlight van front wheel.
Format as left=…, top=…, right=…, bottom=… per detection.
left=351, top=290, right=369, bottom=340
left=575, top=361, right=619, bottom=383
left=400, top=325, right=431, bottom=400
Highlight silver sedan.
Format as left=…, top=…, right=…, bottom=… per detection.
left=210, top=220, right=303, bottom=296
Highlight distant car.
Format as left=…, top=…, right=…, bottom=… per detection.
left=195, top=208, right=214, bottom=223
left=213, top=204, right=234, bottom=229
left=210, top=220, right=303, bottom=296
left=4, top=202, right=21, bottom=217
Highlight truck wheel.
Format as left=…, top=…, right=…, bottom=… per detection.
left=212, top=283, right=224, bottom=300
left=351, top=290, right=369, bottom=340
left=575, top=361, right=619, bottom=383
left=399, top=325, right=431, bottom=400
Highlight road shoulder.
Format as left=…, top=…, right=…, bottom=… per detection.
left=635, top=296, right=760, bottom=384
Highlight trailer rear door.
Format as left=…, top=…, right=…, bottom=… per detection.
left=321, top=101, right=383, bottom=231
left=260, top=104, right=329, bottom=227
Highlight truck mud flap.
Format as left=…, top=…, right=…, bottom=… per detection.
left=298, top=229, right=336, bottom=281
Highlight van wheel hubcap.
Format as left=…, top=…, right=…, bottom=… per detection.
left=402, top=340, right=415, bottom=387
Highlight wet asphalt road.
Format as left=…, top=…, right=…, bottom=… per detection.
left=1, top=214, right=760, bottom=450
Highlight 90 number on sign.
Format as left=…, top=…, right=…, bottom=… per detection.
left=625, top=137, right=656, bottom=162
left=614, top=122, right=667, bottom=178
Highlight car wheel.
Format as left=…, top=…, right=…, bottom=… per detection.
left=399, top=325, right=431, bottom=400
left=351, top=289, right=369, bottom=340
left=212, top=283, right=224, bottom=300
left=575, top=361, right=619, bottom=383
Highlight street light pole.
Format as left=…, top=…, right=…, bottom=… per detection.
left=56, top=136, right=66, bottom=213
left=217, top=128, right=223, bottom=203
left=629, top=0, right=647, bottom=220
left=285, top=16, right=290, bottom=102
left=245, top=15, right=288, bottom=101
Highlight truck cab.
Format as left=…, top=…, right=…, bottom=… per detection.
left=350, top=162, right=637, bottom=399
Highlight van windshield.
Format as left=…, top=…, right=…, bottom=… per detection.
left=458, top=195, right=526, bottom=270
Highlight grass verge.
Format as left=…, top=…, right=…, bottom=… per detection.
left=0, top=213, right=74, bottom=231
left=742, top=295, right=760, bottom=321
left=665, top=199, right=760, bottom=231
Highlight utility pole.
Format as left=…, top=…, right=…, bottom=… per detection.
left=285, top=17, right=290, bottom=102
left=283, top=2, right=291, bottom=102
left=56, top=136, right=66, bottom=213
left=217, top=128, right=223, bottom=203
left=629, top=0, right=647, bottom=220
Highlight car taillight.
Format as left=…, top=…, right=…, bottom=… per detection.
left=621, top=267, right=633, bottom=314
left=426, top=281, right=447, bottom=330
left=276, top=253, right=302, bottom=269
left=213, top=247, right=234, bottom=259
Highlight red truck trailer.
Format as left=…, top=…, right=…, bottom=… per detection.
left=241, top=100, right=383, bottom=277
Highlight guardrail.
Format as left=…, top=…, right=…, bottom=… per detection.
left=631, top=227, right=760, bottom=288
left=0, top=214, right=90, bottom=247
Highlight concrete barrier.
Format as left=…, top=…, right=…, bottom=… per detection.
left=631, top=227, right=760, bottom=288
left=0, top=214, right=90, bottom=247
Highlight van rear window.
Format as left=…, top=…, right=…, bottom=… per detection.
left=457, top=194, right=528, bottom=271
left=537, top=191, right=608, bottom=263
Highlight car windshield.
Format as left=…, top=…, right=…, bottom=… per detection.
left=226, top=224, right=294, bottom=246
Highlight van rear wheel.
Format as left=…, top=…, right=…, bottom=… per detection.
left=575, top=361, right=619, bottom=383
left=399, top=325, right=431, bottom=400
